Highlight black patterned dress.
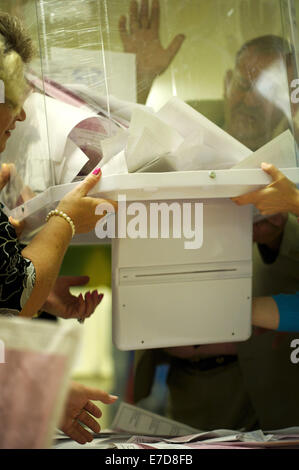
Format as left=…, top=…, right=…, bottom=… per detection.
left=0, top=204, right=36, bottom=315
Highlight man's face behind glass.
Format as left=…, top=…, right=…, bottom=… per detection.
left=224, top=47, right=288, bottom=151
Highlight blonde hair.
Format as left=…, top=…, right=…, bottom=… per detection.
left=0, top=12, right=34, bottom=111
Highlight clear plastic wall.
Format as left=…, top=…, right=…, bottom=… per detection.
left=0, top=0, right=299, bottom=210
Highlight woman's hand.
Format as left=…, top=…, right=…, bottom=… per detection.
left=59, top=382, right=118, bottom=444
left=57, top=168, right=117, bottom=235
left=232, top=163, right=299, bottom=216
left=42, top=276, right=104, bottom=320
left=20, top=168, right=116, bottom=317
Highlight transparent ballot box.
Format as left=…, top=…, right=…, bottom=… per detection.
left=1, top=0, right=299, bottom=349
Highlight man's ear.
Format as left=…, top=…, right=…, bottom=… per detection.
left=224, top=69, right=233, bottom=98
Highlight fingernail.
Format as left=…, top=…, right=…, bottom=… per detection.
left=98, top=293, right=104, bottom=302
left=108, top=394, right=118, bottom=400
left=92, top=167, right=101, bottom=176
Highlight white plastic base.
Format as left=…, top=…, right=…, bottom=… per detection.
left=112, top=198, right=253, bottom=350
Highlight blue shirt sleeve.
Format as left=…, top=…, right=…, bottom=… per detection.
left=273, top=293, right=299, bottom=332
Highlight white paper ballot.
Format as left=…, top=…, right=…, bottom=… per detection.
left=119, top=97, right=254, bottom=173
left=232, top=130, right=296, bottom=169
left=157, top=97, right=252, bottom=163
left=46, top=48, right=137, bottom=103
left=127, top=127, right=176, bottom=172
left=111, top=402, right=198, bottom=437
left=101, top=150, right=128, bottom=176
left=126, top=107, right=184, bottom=171
left=36, top=94, right=101, bottom=164
left=66, top=84, right=148, bottom=123
left=2, top=92, right=107, bottom=196
left=54, top=138, right=89, bottom=185
left=100, top=129, right=129, bottom=166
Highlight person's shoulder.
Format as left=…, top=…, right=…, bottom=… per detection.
left=186, top=99, right=225, bottom=128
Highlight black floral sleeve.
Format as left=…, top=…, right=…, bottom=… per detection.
left=0, top=205, right=36, bottom=315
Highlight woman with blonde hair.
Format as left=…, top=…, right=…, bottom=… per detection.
left=0, top=11, right=117, bottom=445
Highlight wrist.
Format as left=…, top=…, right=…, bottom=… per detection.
left=45, top=213, right=73, bottom=242
left=46, top=209, right=76, bottom=238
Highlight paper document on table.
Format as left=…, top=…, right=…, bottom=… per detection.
left=113, top=426, right=299, bottom=449
left=111, top=402, right=199, bottom=437
left=232, top=130, right=296, bottom=169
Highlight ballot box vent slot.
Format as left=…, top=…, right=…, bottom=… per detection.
left=119, top=261, right=251, bottom=285
left=135, top=269, right=237, bottom=277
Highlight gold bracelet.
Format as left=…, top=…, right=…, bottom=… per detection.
left=46, top=209, right=76, bottom=238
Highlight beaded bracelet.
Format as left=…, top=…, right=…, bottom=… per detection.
left=46, top=209, right=76, bottom=238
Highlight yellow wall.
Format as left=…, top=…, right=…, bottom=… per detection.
left=6, top=0, right=289, bottom=109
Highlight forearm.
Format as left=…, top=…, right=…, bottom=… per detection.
left=252, top=297, right=279, bottom=330
left=137, top=73, right=155, bottom=105
left=20, top=216, right=72, bottom=317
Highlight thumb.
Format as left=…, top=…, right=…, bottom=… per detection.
left=261, top=162, right=282, bottom=181
left=9, top=216, right=25, bottom=234
left=75, top=168, right=102, bottom=197
left=166, top=34, right=185, bottom=64
left=231, top=189, right=260, bottom=206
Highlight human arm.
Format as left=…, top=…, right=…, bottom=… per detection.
left=232, top=163, right=299, bottom=217
left=252, top=297, right=280, bottom=330
left=59, top=382, right=118, bottom=444
left=232, top=163, right=299, bottom=261
left=41, top=276, right=104, bottom=320
left=20, top=170, right=116, bottom=317
left=252, top=294, right=299, bottom=332
left=119, top=0, right=185, bottom=104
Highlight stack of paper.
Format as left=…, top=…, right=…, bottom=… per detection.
left=1, top=90, right=123, bottom=209
left=53, top=402, right=299, bottom=450
left=100, top=96, right=297, bottom=178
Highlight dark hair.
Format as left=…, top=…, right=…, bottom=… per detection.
left=236, top=35, right=292, bottom=65
left=0, top=11, right=34, bottom=63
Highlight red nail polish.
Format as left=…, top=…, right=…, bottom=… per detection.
left=92, top=167, right=101, bottom=176
left=99, top=294, right=104, bottom=302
